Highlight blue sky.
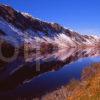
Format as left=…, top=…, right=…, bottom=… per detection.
left=0, top=0, right=100, bottom=35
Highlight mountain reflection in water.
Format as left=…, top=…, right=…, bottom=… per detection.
left=0, top=47, right=100, bottom=98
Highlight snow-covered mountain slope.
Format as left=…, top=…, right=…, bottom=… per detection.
left=0, top=4, right=100, bottom=50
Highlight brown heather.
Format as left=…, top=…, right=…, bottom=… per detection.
left=39, top=63, right=100, bottom=100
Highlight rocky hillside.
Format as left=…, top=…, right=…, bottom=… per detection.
left=0, top=4, right=100, bottom=51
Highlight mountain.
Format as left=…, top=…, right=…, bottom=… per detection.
left=0, top=4, right=100, bottom=57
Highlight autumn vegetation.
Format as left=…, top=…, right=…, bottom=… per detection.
left=40, top=63, right=100, bottom=100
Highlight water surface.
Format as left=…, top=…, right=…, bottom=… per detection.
left=0, top=47, right=100, bottom=99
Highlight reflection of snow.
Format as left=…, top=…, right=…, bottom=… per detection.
left=26, top=47, right=100, bottom=63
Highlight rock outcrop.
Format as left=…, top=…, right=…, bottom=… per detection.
left=0, top=3, right=99, bottom=55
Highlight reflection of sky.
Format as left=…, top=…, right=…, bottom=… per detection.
left=13, top=56, right=100, bottom=97
left=0, top=48, right=100, bottom=97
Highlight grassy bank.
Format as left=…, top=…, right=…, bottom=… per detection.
left=40, top=63, right=100, bottom=100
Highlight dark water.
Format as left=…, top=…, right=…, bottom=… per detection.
left=0, top=47, right=100, bottom=99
